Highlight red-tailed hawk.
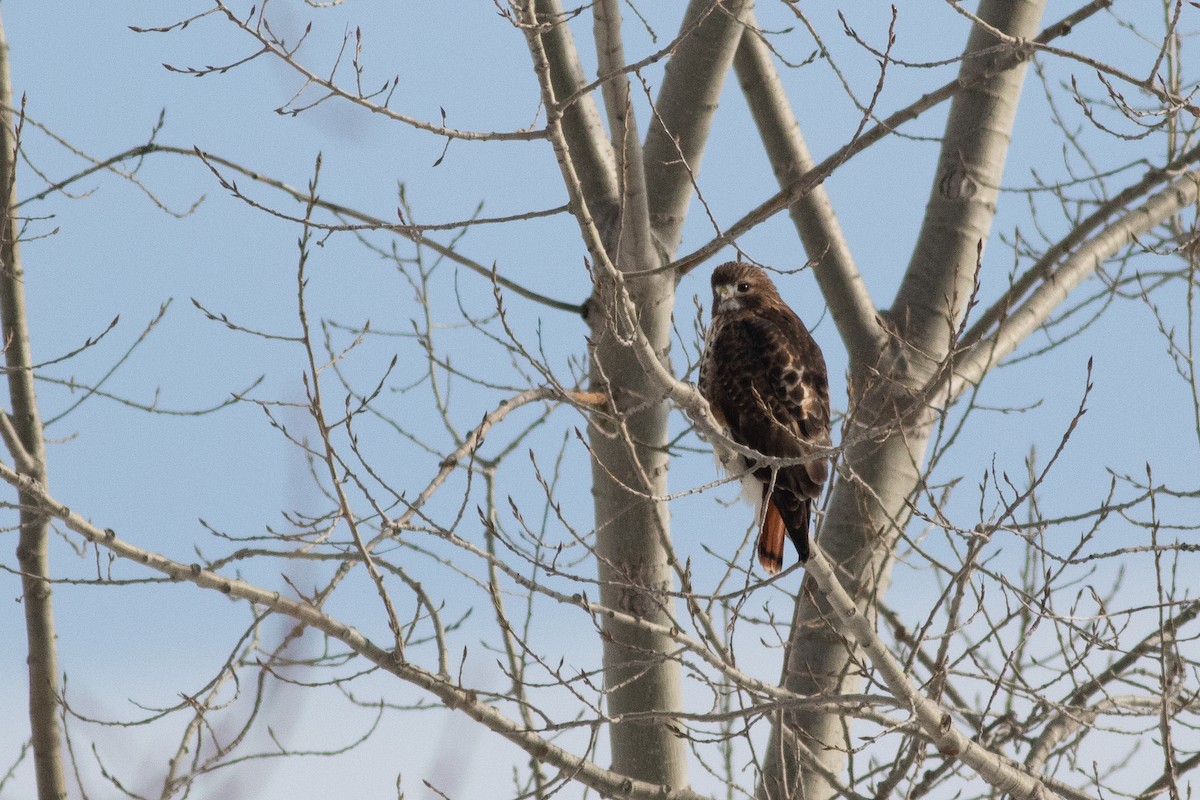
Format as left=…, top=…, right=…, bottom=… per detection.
left=698, top=262, right=831, bottom=574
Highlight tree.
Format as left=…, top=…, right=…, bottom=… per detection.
left=2, top=2, right=1198, bottom=799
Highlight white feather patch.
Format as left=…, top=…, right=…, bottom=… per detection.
left=712, top=448, right=764, bottom=521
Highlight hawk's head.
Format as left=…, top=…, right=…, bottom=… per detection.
left=711, top=262, right=782, bottom=315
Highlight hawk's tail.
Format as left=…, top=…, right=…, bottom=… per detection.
left=758, top=491, right=811, bottom=575
left=758, top=500, right=787, bottom=575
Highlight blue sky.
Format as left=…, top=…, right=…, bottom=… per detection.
left=1, top=2, right=1196, bottom=798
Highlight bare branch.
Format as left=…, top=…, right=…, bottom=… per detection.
left=106, top=144, right=583, bottom=314
left=0, top=461, right=716, bottom=800
left=0, top=12, right=67, bottom=799
left=803, top=544, right=1075, bottom=800
left=951, top=168, right=1200, bottom=396
left=532, top=0, right=621, bottom=225
left=643, top=0, right=751, bottom=256
left=891, top=0, right=1047, bottom=374
left=1025, top=599, right=1200, bottom=771
left=666, top=0, right=1110, bottom=277
left=960, top=142, right=1200, bottom=352
left=205, top=1, right=547, bottom=142
left=733, top=9, right=885, bottom=368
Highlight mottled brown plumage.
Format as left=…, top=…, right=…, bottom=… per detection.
left=698, top=262, right=831, bottom=574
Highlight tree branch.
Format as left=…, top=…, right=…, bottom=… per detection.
left=666, top=0, right=1108, bottom=278
left=533, top=0, right=620, bottom=227
left=891, top=0, right=1047, bottom=377
left=643, top=0, right=751, bottom=257
left=959, top=142, right=1200, bottom=352
left=0, top=12, right=67, bottom=800
left=27, top=142, right=584, bottom=314
left=523, top=0, right=688, bottom=786
left=0, top=460, right=715, bottom=800
left=733, top=9, right=885, bottom=369
left=803, top=545, right=1073, bottom=800
left=593, top=0, right=654, bottom=266
left=204, top=1, right=546, bottom=142
left=1025, top=600, right=1200, bottom=771
left=950, top=168, right=1200, bottom=397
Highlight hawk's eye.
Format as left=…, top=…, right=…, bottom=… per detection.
left=736, top=281, right=751, bottom=293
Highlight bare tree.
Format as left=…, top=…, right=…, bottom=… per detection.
left=3, top=2, right=1199, bottom=799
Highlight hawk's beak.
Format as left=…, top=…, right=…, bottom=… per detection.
left=714, top=283, right=739, bottom=312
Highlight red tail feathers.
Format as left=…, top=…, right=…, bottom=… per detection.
left=758, top=497, right=787, bottom=575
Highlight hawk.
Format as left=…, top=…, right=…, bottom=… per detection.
left=698, top=262, right=831, bottom=574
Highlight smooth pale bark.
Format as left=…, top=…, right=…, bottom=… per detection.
left=0, top=13, right=67, bottom=800
left=585, top=0, right=688, bottom=787
left=532, top=0, right=755, bottom=786
left=894, top=0, right=1049, bottom=378
left=644, top=0, right=751, bottom=255
left=588, top=272, right=684, bottom=787
left=758, top=3, right=1047, bottom=798
left=576, top=0, right=762, bottom=786
left=534, top=0, right=620, bottom=223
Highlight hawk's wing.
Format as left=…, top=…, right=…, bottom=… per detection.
left=703, top=305, right=830, bottom=498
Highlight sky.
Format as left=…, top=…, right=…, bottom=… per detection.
left=0, top=2, right=1197, bottom=799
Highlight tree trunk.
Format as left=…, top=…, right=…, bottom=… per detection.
left=588, top=0, right=689, bottom=785
left=528, top=0, right=749, bottom=785
left=589, top=269, right=686, bottom=786
left=759, top=2, right=1046, bottom=797
left=0, top=12, right=67, bottom=800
